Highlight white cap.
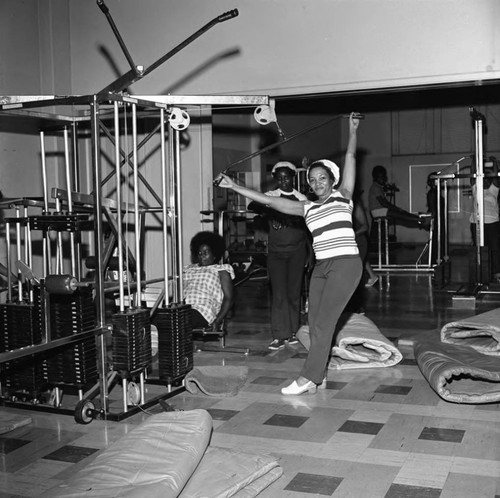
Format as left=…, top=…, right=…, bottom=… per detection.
left=271, top=161, right=296, bottom=175
left=307, top=159, right=340, bottom=186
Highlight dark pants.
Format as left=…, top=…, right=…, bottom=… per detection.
left=301, top=256, right=362, bottom=384
left=470, top=221, right=500, bottom=277
left=267, top=243, right=307, bottom=340
left=190, top=308, right=209, bottom=328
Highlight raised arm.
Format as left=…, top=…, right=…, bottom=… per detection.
left=338, top=113, right=360, bottom=200
left=216, top=174, right=306, bottom=216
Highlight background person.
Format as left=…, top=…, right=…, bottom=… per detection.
left=469, top=157, right=500, bottom=282
left=369, top=165, right=425, bottom=228
left=183, top=231, right=235, bottom=331
left=248, top=161, right=312, bottom=350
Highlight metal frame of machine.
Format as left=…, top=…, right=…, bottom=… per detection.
left=0, top=92, right=268, bottom=423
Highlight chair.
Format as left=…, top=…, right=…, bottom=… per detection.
left=192, top=320, right=250, bottom=354
left=192, top=320, right=227, bottom=348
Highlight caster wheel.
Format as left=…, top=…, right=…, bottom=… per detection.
left=127, top=381, right=141, bottom=406
left=74, top=399, right=96, bottom=424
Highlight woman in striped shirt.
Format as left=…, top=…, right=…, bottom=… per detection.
left=216, top=113, right=361, bottom=395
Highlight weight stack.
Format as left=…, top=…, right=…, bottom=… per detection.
left=44, top=287, right=97, bottom=387
left=0, top=296, right=45, bottom=394
left=112, top=308, right=152, bottom=376
left=155, top=303, right=193, bottom=384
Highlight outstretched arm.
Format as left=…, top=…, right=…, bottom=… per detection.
left=338, top=113, right=360, bottom=200
left=216, top=174, right=306, bottom=216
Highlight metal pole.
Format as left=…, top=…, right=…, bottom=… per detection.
left=90, top=96, right=109, bottom=415
left=172, top=128, right=184, bottom=299
left=475, top=118, right=484, bottom=284
left=132, top=103, right=142, bottom=307
left=71, top=121, right=82, bottom=280
left=160, top=109, right=170, bottom=306
left=40, top=131, right=50, bottom=276
left=443, top=180, right=449, bottom=262
left=6, top=221, right=11, bottom=302
left=15, top=209, right=22, bottom=302
left=64, top=128, right=76, bottom=276
left=475, top=119, right=485, bottom=247
left=114, top=102, right=125, bottom=312
left=435, top=178, right=441, bottom=265
left=168, top=124, right=179, bottom=302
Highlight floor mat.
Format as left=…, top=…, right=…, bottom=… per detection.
left=0, top=410, right=32, bottom=434
left=185, top=365, right=249, bottom=397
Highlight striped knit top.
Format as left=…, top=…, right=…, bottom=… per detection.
left=303, top=191, right=359, bottom=260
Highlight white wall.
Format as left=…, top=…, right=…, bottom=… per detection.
left=2, top=0, right=500, bottom=277
left=66, top=0, right=500, bottom=97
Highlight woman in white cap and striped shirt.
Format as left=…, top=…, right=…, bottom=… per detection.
left=216, top=113, right=361, bottom=395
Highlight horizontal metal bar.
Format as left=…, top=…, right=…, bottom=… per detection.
left=0, top=327, right=108, bottom=364
left=374, top=266, right=435, bottom=273
left=135, top=95, right=269, bottom=106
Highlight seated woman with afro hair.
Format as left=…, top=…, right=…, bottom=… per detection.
left=183, top=231, right=235, bottom=331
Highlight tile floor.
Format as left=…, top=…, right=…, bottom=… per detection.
left=0, top=247, right=499, bottom=497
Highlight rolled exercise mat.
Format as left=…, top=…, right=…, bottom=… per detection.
left=440, top=307, right=500, bottom=356
left=296, top=312, right=402, bottom=370
left=414, top=331, right=500, bottom=404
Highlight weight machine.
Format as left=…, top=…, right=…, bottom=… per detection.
left=0, top=2, right=269, bottom=423
left=445, top=107, right=500, bottom=299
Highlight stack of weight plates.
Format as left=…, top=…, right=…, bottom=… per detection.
left=155, top=303, right=193, bottom=384
left=112, top=308, right=152, bottom=376
left=0, top=299, right=45, bottom=394
left=45, top=288, right=97, bottom=387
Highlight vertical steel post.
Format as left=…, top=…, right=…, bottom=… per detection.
left=160, top=109, right=170, bottom=306
left=172, top=128, right=184, bottom=299
left=114, top=102, right=125, bottom=312
left=132, top=104, right=142, bottom=307
left=63, top=127, right=76, bottom=276
left=90, top=96, right=108, bottom=415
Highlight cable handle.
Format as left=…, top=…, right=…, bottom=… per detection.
left=218, top=9, right=239, bottom=22
left=342, top=113, right=365, bottom=119
left=96, top=0, right=109, bottom=14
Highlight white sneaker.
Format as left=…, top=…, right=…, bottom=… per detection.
left=281, top=380, right=317, bottom=395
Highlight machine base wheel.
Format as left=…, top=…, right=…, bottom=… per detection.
left=74, top=399, right=96, bottom=424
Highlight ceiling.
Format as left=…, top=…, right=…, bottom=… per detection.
left=274, top=80, right=500, bottom=115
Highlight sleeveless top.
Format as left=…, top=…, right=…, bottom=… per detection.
left=303, top=191, right=359, bottom=261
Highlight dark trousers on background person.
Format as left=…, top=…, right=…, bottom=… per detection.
left=470, top=221, right=500, bottom=278
left=267, top=242, right=307, bottom=340
left=301, top=256, right=362, bottom=384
